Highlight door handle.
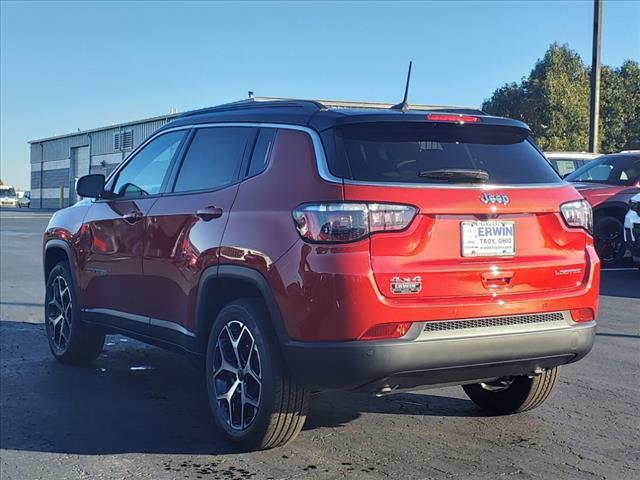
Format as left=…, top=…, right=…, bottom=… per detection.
left=196, top=206, right=223, bottom=221
left=122, top=211, right=143, bottom=224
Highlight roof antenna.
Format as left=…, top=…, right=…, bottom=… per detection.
left=391, top=61, right=412, bottom=112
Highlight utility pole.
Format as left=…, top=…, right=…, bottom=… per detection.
left=588, top=0, right=603, bottom=153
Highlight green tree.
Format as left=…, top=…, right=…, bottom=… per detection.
left=616, top=60, right=640, bottom=150
left=600, top=65, right=627, bottom=152
left=483, top=43, right=639, bottom=153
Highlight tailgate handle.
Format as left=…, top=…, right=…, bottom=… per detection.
left=481, top=271, right=514, bottom=289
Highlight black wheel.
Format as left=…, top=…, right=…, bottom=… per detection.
left=45, top=262, right=105, bottom=365
left=206, top=299, right=310, bottom=451
left=594, top=216, right=625, bottom=266
left=462, top=367, right=560, bottom=415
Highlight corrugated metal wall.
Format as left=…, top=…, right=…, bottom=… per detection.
left=29, top=113, right=179, bottom=208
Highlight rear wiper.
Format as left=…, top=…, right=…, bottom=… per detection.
left=417, top=168, right=489, bottom=183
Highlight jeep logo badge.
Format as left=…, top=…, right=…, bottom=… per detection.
left=480, top=192, right=510, bottom=206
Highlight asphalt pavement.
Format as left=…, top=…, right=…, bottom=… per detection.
left=1, top=209, right=638, bottom=480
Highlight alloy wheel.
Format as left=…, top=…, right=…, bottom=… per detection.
left=213, top=320, right=262, bottom=431
left=47, top=275, right=73, bottom=351
left=594, top=218, right=624, bottom=263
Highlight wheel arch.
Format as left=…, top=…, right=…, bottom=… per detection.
left=43, top=240, right=78, bottom=286
left=593, top=202, right=628, bottom=223
left=195, top=265, right=290, bottom=355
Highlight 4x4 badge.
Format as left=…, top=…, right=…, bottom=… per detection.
left=480, top=192, right=510, bottom=205
left=390, top=276, right=422, bottom=294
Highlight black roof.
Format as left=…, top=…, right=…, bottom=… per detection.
left=159, top=99, right=530, bottom=133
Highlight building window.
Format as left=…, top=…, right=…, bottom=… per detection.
left=114, top=130, right=133, bottom=151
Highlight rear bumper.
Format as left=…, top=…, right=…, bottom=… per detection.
left=282, top=319, right=596, bottom=391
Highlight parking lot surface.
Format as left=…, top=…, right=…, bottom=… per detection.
left=1, top=209, right=638, bottom=480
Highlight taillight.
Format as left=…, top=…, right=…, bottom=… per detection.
left=360, top=322, right=412, bottom=340
left=560, top=200, right=593, bottom=234
left=292, top=203, right=417, bottom=243
left=426, top=113, right=481, bottom=124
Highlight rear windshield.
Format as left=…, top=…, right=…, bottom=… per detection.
left=326, top=123, right=561, bottom=185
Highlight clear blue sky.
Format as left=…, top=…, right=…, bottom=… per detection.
left=1, top=0, right=638, bottom=189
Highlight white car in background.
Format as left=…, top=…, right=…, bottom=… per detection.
left=545, top=152, right=601, bottom=177
left=0, top=185, right=18, bottom=208
left=624, top=193, right=640, bottom=268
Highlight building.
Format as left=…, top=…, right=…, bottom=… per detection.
left=28, top=97, right=481, bottom=209
left=29, top=112, right=180, bottom=208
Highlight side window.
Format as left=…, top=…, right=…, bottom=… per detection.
left=110, top=131, right=185, bottom=198
left=619, top=160, right=640, bottom=183
left=556, top=160, right=578, bottom=177
left=247, top=128, right=277, bottom=177
left=173, top=127, right=254, bottom=193
left=580, top=164, right=613, bottom=181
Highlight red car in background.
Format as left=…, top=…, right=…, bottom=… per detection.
left=565, top=152, right=640, bottom=266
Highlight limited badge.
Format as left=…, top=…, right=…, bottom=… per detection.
left=390, top=276, right=422, bottom=294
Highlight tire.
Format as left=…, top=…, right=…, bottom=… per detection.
left=594, top=216, right=626, bottom=266
left=205, top=299, right=310, bottom=451
left=462, top=367, right=560, bottom=415
left=45, top=262, right=105, bottom=365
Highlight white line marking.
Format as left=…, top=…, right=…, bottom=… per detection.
left=0, top=215, right=52, bottom=219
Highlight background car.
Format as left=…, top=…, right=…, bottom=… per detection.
left=545, top=152, right=601, bottom=177
left=624, top=193, right=640, bottom=268
left=565, top=152, right=640, bottom=266
left=0, top=185, right=18, bottom=208
left=17, top=191, right=31, bottom=208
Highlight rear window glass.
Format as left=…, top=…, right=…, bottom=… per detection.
left=328, top=123, right=561, bottom=185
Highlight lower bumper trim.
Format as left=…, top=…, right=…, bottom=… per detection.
left=282, top=322, right=595, bottom=391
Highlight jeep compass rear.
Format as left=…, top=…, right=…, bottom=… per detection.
left=43, top=99, right=598, bottom=451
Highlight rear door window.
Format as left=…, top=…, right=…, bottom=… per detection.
left=329, top=123, right=561, bottom=185
left=173, top=127, right=255, bottom=193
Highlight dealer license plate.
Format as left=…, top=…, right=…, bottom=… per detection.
left=461, top=221, right=515, bottom=257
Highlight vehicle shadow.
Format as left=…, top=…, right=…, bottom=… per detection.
left=0, top=321, right=479, bottom=456
left=304, top=390, right=479, bottom=431
left=599, top=270, right=640, bottom=299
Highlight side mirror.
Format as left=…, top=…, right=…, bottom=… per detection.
left=76, top=174, right=106, bottom=199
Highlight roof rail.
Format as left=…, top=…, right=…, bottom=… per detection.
left=178, top=96, right=485, bottom=119
left=253, top=97, right=484, bottom=114
left=178, top=98, right=324, bottom=118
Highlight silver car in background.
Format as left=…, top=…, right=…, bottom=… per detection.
left=545, top=152, right=601, bottom=177
left=17, top=191, right=31, bottom=208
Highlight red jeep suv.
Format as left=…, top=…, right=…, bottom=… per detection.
left=43, top=99, right=599, bottom=450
